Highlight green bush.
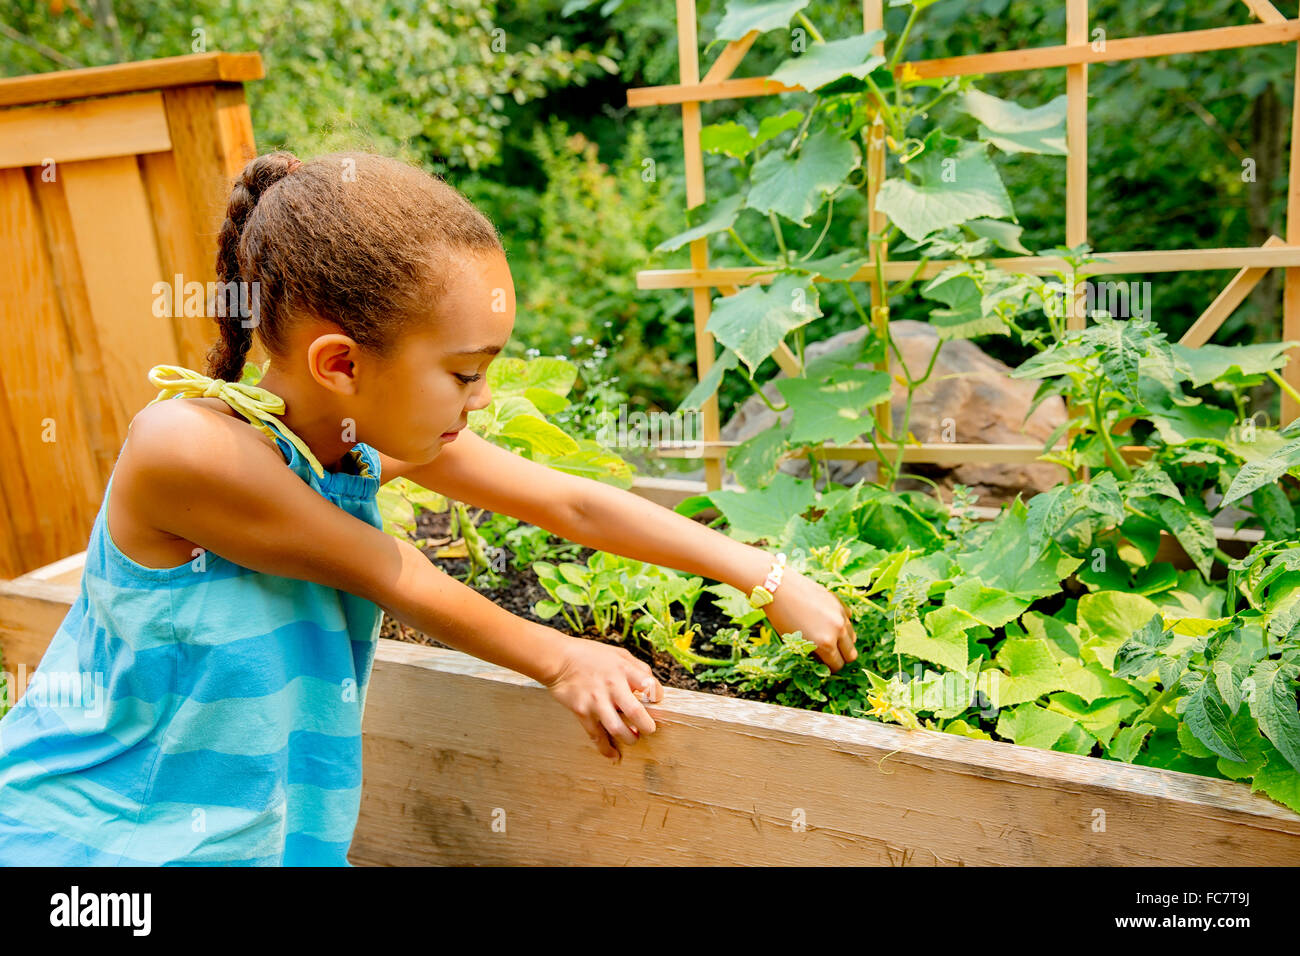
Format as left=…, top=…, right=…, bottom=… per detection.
left=464, top=118, right=699, bottom=415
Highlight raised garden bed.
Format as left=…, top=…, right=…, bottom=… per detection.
left=4, top=477, right=1298, bottom=866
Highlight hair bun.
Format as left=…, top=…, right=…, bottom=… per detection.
left=239, top=152, right=301, bottom=208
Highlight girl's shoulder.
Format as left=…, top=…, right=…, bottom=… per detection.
left=154, top=396, right=283, bottom=453
left=109, top=397, right=287, bottom=570
left=125, top=394, right=286, bottom=470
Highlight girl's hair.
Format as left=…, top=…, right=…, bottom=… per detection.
left=205, top=150, right=505, bottom=382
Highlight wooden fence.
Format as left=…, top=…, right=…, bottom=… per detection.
left=0, top=52, right=263, bottom=578
left=628, top=1, right=1300, bottom=491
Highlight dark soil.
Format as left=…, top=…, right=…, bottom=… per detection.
left=377, top=506, right=782, bottom=702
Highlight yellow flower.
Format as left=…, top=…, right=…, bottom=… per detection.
left=901, top=62, right=921, bottom=83
left=865, top=691, right=921, bottom=730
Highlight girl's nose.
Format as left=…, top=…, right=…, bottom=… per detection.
left=467, top=381, right=492, bottom=412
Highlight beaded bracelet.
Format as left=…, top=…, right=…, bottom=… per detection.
left=747, top=552, right=788, bottom=609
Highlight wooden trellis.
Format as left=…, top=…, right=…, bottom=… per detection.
left=628, top=0, right=1300, bottom=492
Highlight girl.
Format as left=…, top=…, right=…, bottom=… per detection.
left=0, top=150, right=858, bottom=866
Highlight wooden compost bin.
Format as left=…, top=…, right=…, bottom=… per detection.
left=0, top=52, right=264, bottom=579
left=2, top=481, right=1298, bottom=867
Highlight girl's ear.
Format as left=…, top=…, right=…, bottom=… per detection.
left=307, top=333, right=365, bottom=393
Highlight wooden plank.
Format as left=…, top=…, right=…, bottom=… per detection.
left=905, top=20, right=1300, bottom=80
left=59, top=156, right=179, bottom=437
left=212, top=85, right=259, bottom=180
left=648, top=439, right=1141, bottom=468
left=1065, top=1, right=1090, bottom=484
left=1066, top=0, right=1088, bottom=333
left=0, top=579, right=78, bottom=678
left=628, top=476, right=728, bottom=510
left=628, top=74, right=805, bottom=108
left=1181, top=236, right=1286, bottom=347
left=701, top=30, right=758, bottom=83
left=772, top=342, right=802, bottom=378
left=19, top=551, right=86, bottom=588
left=0, top=91, right=170, bottom=170
left=1286, top=43, right=1300, bottom=425
left=139, top=151, right=219, bottom=372
left=161, top=84, right=263, bottom=372
left=1241, top=0, right=1287, bottom=25
left=0, top=378, right=26, bottom=579
left=24, top=167, right=120, bottom=490
left=866, top=0, right=890, bottom=442
left=0, top=167, right=107, bottom=576
left=350, top=640, right=1300, bottom=866
left=637, top=245, right=1300, bottom=289
left=161, top=85, right=256, bottom=272
left=676, top=0, right=723, bottom=493
left=0, top=52, right=264, bottom=109
left=627, top=476, right=1010, bottom=525
left=627, top=22, right=1300, bottom=107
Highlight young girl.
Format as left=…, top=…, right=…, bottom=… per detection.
left=0, top=150, right=858, bottom=866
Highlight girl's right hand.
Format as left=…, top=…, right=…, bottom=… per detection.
left=541, top=636, right=665, bottom=763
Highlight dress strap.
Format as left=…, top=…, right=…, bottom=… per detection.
left=145, top=365, right=327, bottom=479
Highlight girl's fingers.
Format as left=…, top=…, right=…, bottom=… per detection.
left=819, top=640, right=846, bottom=672
left=839, top=603, right=859, bottom=662
left=632, top=667, right=664, bottom=705
left=612, top=684, right=656, bottom=737
left=839, top=627, right=857, bottom=664
left=578, top=711, right=620, bottom=762
left=595, top=699, right=640, bottom=748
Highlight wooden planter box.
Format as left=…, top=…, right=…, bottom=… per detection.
left=2, top=477, right=1298, bottom=865
left=349, top=640, right=1300, bottom=866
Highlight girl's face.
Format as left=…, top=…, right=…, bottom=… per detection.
left=364, top=248, right=516, bottom=464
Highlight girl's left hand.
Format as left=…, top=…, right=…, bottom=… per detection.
left=761, top=569, right=858, bottom=672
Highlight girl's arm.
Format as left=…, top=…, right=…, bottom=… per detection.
left=121, top=400, right=660, bottom=763
left=395, top=431, right=858, bottom=672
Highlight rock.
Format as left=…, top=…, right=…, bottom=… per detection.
left=719, top=320, right=1068, bottom=504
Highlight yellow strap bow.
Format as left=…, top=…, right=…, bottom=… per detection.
left=145, top=365, right=327, bottom=479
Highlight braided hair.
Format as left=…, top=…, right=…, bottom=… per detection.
left=205, top=150, right=504, bottom=383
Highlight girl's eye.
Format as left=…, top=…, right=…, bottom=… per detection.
left=456, top=373, right=482, bottom=385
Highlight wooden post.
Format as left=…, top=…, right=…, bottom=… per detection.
left=676, top=0, right=723, bottom=491
left=1066, top=0, right=1090, bottom=483
left=865, top=0, right=891, bottom=446
left=1284, top=41, right=1300, bottom=426
left=1066, top=0, right=1088, bottom=332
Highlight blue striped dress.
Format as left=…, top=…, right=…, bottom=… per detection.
left=0, top=399, right=385, bottom=866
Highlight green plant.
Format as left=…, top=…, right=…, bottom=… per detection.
left=532, top=551, right=671, bottom=640
left=667, top=403, right=1300, bottom=809
left=613, top=0, right=1300, bottom=812
left=467, top=353, right=636, bottom=486
left=656, top=0, right=1079, bottom=491
left=533, top=559, right=614, bottom=635
left=477, top=513, right=584, bottom=573
left=635, top=572, right=729, bottom=673
left=501, top=118, right=700, bottom=413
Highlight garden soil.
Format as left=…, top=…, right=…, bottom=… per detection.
left=377, top=506, right=781, bottom=703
